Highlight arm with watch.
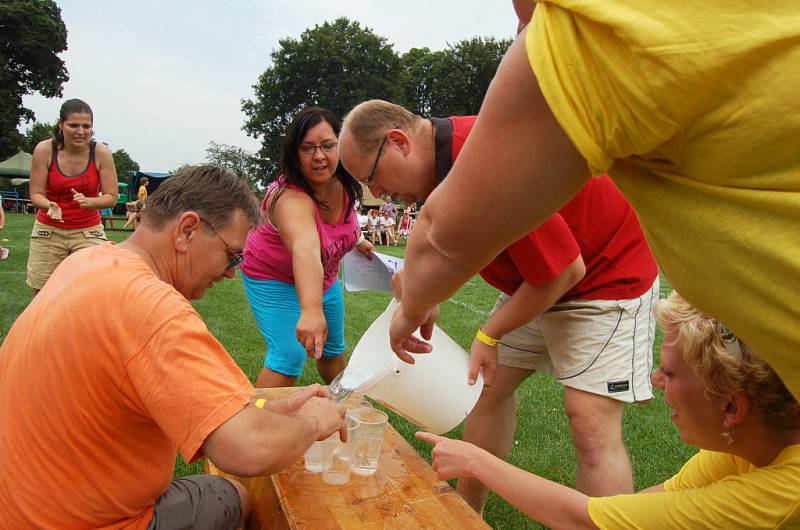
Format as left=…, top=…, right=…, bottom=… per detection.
left=469, top=255, right=585, bottom=386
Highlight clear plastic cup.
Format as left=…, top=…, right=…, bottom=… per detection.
left=304, top=440, right=323, bottom=473
left=347, top=407, right=388, bottom=476
left=321, top=416, right=359, bottom=485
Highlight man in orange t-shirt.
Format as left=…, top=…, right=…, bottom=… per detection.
left=0, top=166, right=347, bottom=530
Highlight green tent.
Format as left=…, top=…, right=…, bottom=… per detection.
left=0, top=151, right=32, bottom=177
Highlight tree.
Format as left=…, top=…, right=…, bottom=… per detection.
left=21, top=121, right=53, bottom=153
left=205, top=141, right=260, bottom=190
left=242, top=17, right=402, bottom=183
left=112, top=149, right=140, bottom=186
left=401, top=37, right=512, bottom=118
left=0, top=0, right=69, bottom=159
left=399, top=47, right=443, bottom=116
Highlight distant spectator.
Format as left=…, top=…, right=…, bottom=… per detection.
left=367, top=208, right=381, bottom=245
left=380, top=198, right=397, bottom=219
left=381, top=210, right=398, bottom=246
left=398, top=208, right=414, bottom=240
left=122, top=200, right=145, bottom=230
left=357, top=208, right=369, bottom=236
left=137, top=177, right=149, bottom=201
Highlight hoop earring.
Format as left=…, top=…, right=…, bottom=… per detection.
left=721, top=428, right=735, bottom=445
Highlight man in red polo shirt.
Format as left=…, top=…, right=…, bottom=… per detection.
left=339, top=100, right=659, bottom=513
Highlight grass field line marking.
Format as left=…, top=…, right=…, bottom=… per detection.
left=445, top=297, right=489, bottom=317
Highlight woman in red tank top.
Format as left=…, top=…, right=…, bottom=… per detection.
left=27, top=99, right=119, bottom=294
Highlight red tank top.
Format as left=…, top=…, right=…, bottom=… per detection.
left=36, top=140, right=102, bottom=229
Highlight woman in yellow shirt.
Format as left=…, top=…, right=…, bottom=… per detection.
left=419, top=292, right=800, bottom=529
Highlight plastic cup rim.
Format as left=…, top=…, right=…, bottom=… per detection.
left=348, top=406, right=388, bottom=425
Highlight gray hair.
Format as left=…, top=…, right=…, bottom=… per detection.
left=142, top=165, right=260, bottom=229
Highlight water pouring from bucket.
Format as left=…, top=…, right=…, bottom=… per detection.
left=331, top=300, right=484, bottom=435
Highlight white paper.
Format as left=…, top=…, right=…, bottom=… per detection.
left=341, top=250, right=404, bottom=292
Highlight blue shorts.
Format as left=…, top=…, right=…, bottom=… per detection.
left=242, top=275, right=345, bottom=377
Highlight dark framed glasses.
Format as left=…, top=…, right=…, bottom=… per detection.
left=364, top=130, right=393, bottom=184
left=200, top=218, right=244, bottom=270
left=299, top=142, right=338, bottom=156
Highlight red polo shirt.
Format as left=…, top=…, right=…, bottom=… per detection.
left=436, top=115, right=657, bottom=301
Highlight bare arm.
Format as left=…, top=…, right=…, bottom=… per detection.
left=417, top=432, right=597, bottom=530
left=85, top=142, right=118, bottom=209
left=29, top=140, right=55, bottom=211
left=390, top=30, right=590, bottom=354
left=470, top=256, right=585, bottom=384
left=272, top=190, right=327, bottom=358
left=482, top=255, right=585, bottom=339
left=203, top=389, right=346, bottom=477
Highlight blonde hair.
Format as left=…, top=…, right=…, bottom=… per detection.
left=654, top=292, right=800, bottom=431
left=343, top=100, right=424, bottom=154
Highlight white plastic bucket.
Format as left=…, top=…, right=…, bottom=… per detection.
left=341, top=300, right=484, bottom=434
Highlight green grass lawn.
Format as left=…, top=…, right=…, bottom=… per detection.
left=0, top=212, right=693, bottom=529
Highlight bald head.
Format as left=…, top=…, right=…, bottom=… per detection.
left=341, top=100, right=424, bottom=155
left=339, top=100, right=437, bottom=204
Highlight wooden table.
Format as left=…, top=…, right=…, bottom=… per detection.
left=206, top=387, right=490, bottom=530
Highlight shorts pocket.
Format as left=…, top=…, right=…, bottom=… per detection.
left=31, top=227, right=53, bottom=239
left=83, top=228, right=107, bottom=241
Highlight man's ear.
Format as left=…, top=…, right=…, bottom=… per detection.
left=386, top=128, right=412, bottom=156
left=723, top=392, right=749, bottom=430
left=175, top=212, right=201, bottom=252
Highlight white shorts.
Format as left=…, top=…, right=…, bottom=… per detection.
left=494, top=277, right=659, bottom=403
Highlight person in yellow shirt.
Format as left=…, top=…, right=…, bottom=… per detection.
left=137, top=175, right=149, bottom=201
left=388, top=2, right=800, bottom=403
left=418, top=292, right=800, bottom=529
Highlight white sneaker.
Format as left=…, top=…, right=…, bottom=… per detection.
left=0, top=248, right=8, bottom=260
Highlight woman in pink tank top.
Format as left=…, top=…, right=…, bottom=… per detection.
left=241, top=107, right=374, bottom=388
left=27, top=99, right=119, bottom=294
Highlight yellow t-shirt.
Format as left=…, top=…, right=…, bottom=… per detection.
left=527, top=2, right=800, bottom=398
left=588, top=446, right=800, bottom=528
left=138, top=184, right=148, bottom=201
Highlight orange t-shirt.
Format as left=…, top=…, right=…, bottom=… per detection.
left=0, top=244, right=254, bottom=529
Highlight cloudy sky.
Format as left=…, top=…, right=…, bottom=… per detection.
left=22, top=1, right=518, bottom=171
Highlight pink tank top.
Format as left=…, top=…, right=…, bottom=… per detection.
left=241, top=180, right=359, bottom=291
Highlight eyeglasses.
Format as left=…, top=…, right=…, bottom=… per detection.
left=299, top=142, right=338, bottom=156
left=200, top=218, right=244, bottom=270
left=363, top=135, right=389, bottom=185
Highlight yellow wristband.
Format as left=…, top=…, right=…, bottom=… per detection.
left=254, top=398, right=266, bottom=409
left=475, top=328, right=500, bottom=347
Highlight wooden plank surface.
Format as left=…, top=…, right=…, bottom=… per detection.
left=206, top=387, right=490, bottom=530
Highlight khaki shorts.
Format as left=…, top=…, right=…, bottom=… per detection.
left=27, top=220, right=107, bottom=289
left=495, top=277, right=659, bottom=403
left=147, top=475, right=241, bottom=530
